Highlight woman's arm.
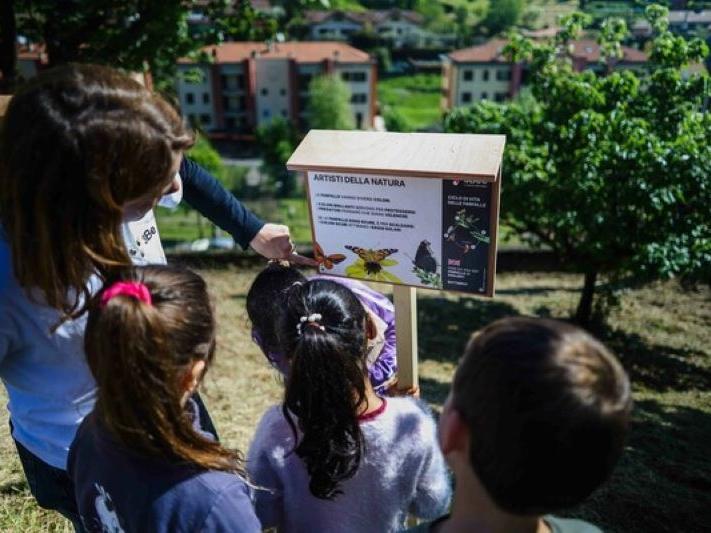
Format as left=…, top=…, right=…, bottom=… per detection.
left=180, top=157, right=264, bottom=250
left=180, top=157, right=317, bottom=264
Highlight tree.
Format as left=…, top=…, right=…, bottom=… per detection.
left=256, top=118, right=299, bottom=198
left=307, top=75, right=356, bottom=130
left=444, top=6, right=711, bottom=325
left=5, top=1, right=276, bottom=89
left=481, top=0, right=524, bottom=36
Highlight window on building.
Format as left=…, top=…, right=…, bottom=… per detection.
left=496, top=69, right=511, bottom=81
left=356, top=112, right=363, bottom=129
left=239, top=96, right=246, bottom=109
left=495, top=92, right=508, bottom=102
left=299, top=73, right=313, bottom=90
left=280, top=88, right=287, bottom=96
left=202, top=93, right=210, bottom=104
left=200, top=114, right=211, bottom=125
left=220, top=74, right=228, bottom=89
left=351, top=93, right=367, bottom=104
left=185, top=92, right=194, bottom=105
left=482, top=70, right=490, bottom=81
left=262, top=109, right=270, bottom=118
left=463, top=69, right=473, bottom=81
left=462, top=92, right=472, bottom=103
left=481, top=92, right=488, bottom=100
left=261, top=88, right=268, bottom=96
left=342, top=71, right=367, bottom=82
left=319, top=28, right=329, bottom=35
left=226, top=117, right=236, bottom=130
left=222, top=96, right=230, bottom=110
left=281, top=109, right=288, bottom=117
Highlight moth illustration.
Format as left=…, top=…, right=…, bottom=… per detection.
left=313, top=242, right=346, bottom=270
left=414, top=240, right=437, bottom=273
left=345, top=246, right=398, bottom=276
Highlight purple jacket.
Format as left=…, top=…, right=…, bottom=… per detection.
left=253, top=276, right=397, bottom=394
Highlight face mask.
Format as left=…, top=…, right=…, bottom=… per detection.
left=157, top=173, right=183, bottom=209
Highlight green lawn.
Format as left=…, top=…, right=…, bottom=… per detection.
left=1, top=270, right=709, bottom=532
left=378, top=74, right=443, bottom=131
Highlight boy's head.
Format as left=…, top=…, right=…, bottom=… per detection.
left=246, top=263, right=307, bottom=357
left=440, top=317, right=631, bottom=516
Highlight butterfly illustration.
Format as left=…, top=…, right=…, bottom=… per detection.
left=313, top=242, right=346, bottom=270
left=414, top=240, right=437, bottom=273
left=345, top=246, right=398, bottom=276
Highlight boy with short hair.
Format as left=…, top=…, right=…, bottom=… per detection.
left=413, top=317, right=632, bottom=532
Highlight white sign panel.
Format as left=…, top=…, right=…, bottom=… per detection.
left=308, top=171, right=495, bottom=294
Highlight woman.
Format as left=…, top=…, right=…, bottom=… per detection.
left=0, top=63, right=308, bottom=530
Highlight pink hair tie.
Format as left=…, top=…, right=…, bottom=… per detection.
left=100, top=281, right=153, bottom=308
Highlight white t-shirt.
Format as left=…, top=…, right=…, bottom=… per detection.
left=0, top=180, right=180, bottom=469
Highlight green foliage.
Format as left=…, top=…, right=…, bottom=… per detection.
left=382, top=106, right=413, bottom=132
left=188, top=135, right=224, bottom=178
left=307, top=75, right=355, bottom=130
left=445, top=5, right=711, bottom=322
left=481, top=0, right=524, bottom=35
left=256, top=118, right=299, bottom=198
left=13, top=0, right=276, bottom=87
left=378, top=74, right=441, bottom=130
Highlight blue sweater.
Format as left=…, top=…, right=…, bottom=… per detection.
left=68, top=402, right=261, bottom=533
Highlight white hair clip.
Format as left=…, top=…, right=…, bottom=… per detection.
left=297, top=313, right=325, bottom=335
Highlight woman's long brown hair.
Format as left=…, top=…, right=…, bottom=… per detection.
left=0, top=64, right=194, bottom=318
left=85, top=265, right=246, bottom=475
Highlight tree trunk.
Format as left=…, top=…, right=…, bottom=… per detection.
left=0, top=0, right=17, bottom=93
left=574, top=270, right=598, bottom=326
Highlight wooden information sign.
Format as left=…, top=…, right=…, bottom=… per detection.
left=288, top=130, right=505, bottom=388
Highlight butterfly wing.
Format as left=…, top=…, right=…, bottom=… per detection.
left=314, top=242, right=326, bottom=265
left=325, top=254, right=346, bottom=269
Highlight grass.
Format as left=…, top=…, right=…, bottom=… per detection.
left=1, top=269, right=709, bottom=531
left=378, top=74, right=443, bottom=131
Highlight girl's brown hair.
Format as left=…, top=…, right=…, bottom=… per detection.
left=85, top=265, right=245, bottom=475
left=0, top=64, right=194, bottom=318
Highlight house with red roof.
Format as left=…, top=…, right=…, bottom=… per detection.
left=442, top=38, right=648, bottom=111
left=177, top=41, right=376, bottom=136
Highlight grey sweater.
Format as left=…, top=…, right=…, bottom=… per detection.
left=247, top=397, right=452, bottom=533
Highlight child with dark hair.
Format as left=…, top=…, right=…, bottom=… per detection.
left=246, top=263, right=399, bottom=394
left=410, top=317, right=632, bottom=533
left=68, top=266, right=260, bottom=532
left=247, top=279, right=450, bottom=532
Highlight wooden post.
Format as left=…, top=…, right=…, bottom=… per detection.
left=393, top=285, right=418, bottom=389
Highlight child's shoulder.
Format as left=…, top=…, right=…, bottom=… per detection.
left=378, top=396, right=439, bottom=441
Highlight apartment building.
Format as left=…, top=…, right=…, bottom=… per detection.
left=442, top=39, right=648, bottom=111
left=177, top=41, right=376, bottom=135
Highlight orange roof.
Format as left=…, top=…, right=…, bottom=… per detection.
left=448, top=39, right=509, bottom=63
left=181, top=41, right=371, bottom=64
left=449, top=38, right=647, bottom=64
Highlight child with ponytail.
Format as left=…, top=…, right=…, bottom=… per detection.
left=68, top=266, right=260, bottom=533
left=247, top=279, right=451, bottom=532
left=246, top=262, right=401, bottom=394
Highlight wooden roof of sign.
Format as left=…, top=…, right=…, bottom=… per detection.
left=287, top=130, right=505, bottom=181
